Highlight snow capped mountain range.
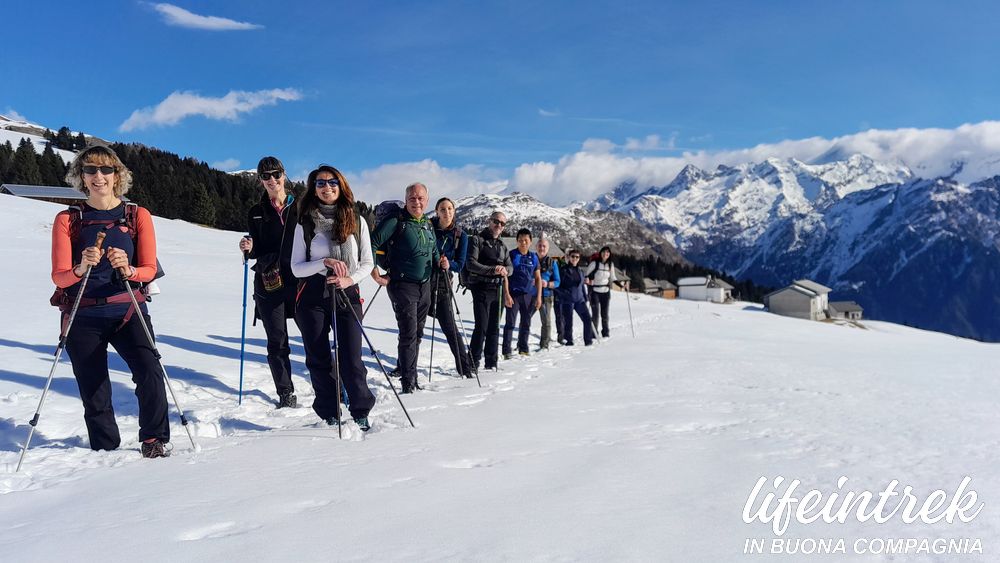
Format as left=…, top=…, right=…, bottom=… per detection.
left=589, top=154, right=1000, bottom=341
left=454, top=191, right=685, bottom=263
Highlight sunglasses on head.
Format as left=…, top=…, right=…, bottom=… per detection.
left=315, top=178, right=340, bottom=188
left=492, top=219, right=506, bottom=226
left=82, top=165, right=115, bottom=175
left=259, top=171, right=282, bottom=181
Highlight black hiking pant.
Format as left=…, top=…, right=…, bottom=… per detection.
left=554, top=293, right=566, bottom=343
left=295, top=284, right=375, bottom=421
left=589, top=289, right=611, bottom=337
left=470, top=283, right=502, bottom=369
left=254, top=289, right=295, bottom=398
left=64, top=313, right=170, bottom=450
left=430, top=275, right=474, bottom=376
left=502, top=292, right=536, bottom=355
left=560, top=300, right=595, bottom=346
left=387, top=279, right=431, bottom=388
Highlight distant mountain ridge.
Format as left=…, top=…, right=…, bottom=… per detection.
left=589, top=154, right=1000, bottom=341
left=454, top=192, right=685, bottom=264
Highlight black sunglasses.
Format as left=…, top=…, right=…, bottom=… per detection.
left=315, top=178, right=340, bottom=188
left=569, top=255, right=581, bottom=259
left=492, top=219, right=507, bottom=226
left=259, top=171, right=283, bottom=180
left=82, top=165, right=116, bottom=175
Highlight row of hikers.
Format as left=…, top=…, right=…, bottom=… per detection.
left=34, top=146, right=627, bottom=461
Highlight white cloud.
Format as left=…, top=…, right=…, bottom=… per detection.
left=2, top=108, right=29, bottom=122
left=119, top=88, right=302, bottom=131
left=211, top=158, right=240, bottom=171
left=580, top=138, right=617, bottom=154
left=538, top=108, right=560, bottom=117
left=623, top=133, right=677, bottom=152
left=151, top=3, right=262, bottom=31
left=349, top=159, right=507, bottom=205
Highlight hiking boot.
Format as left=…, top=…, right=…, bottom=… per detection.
left=401, top=379, right=415, bottom=394
left=503, top=353, right=512, bottom=360
left=354, top=417, right=371, bottom=432
left=326, top=416, right=341, bottom=426
left=388, top=367, right=401, bottom=378
left=519, top=350, right=530, bottom=357
left=140, top=439, right=170, bottom=459
left=277, top=393, right=297, bottom=409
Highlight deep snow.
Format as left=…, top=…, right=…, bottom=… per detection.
left=0, top=194, right=998, bottom=562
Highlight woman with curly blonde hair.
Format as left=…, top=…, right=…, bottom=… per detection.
left=51, top=144, right=171, bottom=458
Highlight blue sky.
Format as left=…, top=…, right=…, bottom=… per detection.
left=3, top=1, right=1000, bottom=204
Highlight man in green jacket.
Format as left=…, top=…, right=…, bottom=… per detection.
left=372, top=182, right=445, bottom=393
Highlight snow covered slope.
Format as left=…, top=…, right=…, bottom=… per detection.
left=0, top=195, right=998, bottom=561
left=0, top=114, right=79, bottom=162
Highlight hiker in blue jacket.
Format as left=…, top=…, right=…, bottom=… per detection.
left=502, top=228, right=542, bottom=358
left=556, top=249, right=595, bottom=346
left=430, top=197, right=474, bottom=377
left=536, top=237, right=560, bottom=350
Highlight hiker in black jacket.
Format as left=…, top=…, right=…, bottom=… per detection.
left=556, top=249, right=595, bottom=346
left=465, top=211, right=513, bottom=370
left=238, top=156, right=298, bottom=408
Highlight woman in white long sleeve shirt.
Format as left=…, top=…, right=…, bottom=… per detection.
left=290, top=164, right=376, bottom=430
left=584, top=246, right=620, bottom=338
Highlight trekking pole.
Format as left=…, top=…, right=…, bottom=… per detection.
left=363, top=284, right=382, bottom=317
left=17, top=232, right=107, bottom=472
left=495, top=284, right=503, bottom=369
left=338, top=288, right=415, bottom=428
left=623, top=283, right=636, bottom=338
left=330, top=286, right=342, bottom=439
left=238, top=236, right=249, bottom=405
left=447, top=275, right=481, bottom=388
left=428, top=272, right=438, bottom=382
left=117, top=265, right=199, bottom=452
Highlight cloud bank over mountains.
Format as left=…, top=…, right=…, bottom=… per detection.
left=348, top=121, right=1000, bottom=206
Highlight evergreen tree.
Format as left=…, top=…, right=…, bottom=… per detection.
left=55, top=127, right=74, bottom=150
left=73, top=132, right=87, bottom=150
left=39, top=143, right=66, bottom=186
left=189, top=183, right=217, bottom=225
left=10, top=138, right=42, bottom=185
left=0, top=141, right=14, bottom=183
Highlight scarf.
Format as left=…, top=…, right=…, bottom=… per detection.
left=310, top=205, right=359, bottom=276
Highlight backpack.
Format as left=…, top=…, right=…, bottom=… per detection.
left=373, top=201, right=433, bottom=272
left=374, top=200, right=404, bottom=229
left=50, top=202, right=166, bottom=309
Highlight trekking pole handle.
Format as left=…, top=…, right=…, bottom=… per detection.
left=242, top=234, right=251, bottom=263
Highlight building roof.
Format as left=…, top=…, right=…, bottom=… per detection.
left=1, top=184, right=87, bottom=200
left=498, top=237, right=564, bottom=257
left=709, top=278, right=734, bottom=290
left=678, top=276, right=731, bottom=289
left=829, top=301, right=864, bottom=313
left=677, top=276, right=709, bottom=286
left=642, top=278, right=676, bottom=292
left=764, top=285, right=815, bottom=300
left=792, top=279, right=832, bottom=295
